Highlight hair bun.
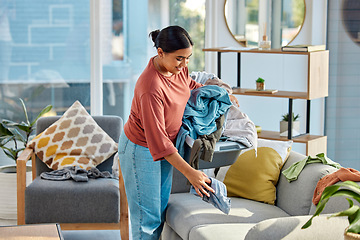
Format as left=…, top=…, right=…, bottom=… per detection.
left=149, top=30, right=160, bottom=45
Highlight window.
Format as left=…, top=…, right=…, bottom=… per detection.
left=0, top=0, right=91, bottom=121
left=0, top=0, right=206, bottom=124
left=169, top=0, right=206, bottom=72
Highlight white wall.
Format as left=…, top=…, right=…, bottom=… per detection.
left=205, top=0, right=328, bottom=154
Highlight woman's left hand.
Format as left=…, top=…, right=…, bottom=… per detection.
left=229, top=94, right=239, bottom=107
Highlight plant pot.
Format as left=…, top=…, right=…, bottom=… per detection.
left=280, top=120, right=300, bottom=137
left=344, top=228, right=360, bottom=240
left=0, top=165, right=32, bottom=220
left=256, top=82, right=265, bottom=91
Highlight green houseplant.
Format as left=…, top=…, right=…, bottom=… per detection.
left=0, top=98, right=52, bottom=161
left=280, top=112, right=300, bottom=137
left=302, top=181, right=360, bottom=239
left=281, top=112, right=300, bottom=122
left=256, top=77, right=265, bottom=91
left=0, top=98, right=52, bottom=220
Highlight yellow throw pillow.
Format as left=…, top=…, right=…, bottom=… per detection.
left=27, top=101, right=118, bottom=170
left=220, top=139, right=292, bottom=205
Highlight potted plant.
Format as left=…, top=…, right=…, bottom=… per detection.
left=280, top=112, right=300, bottom=137
left=0, top=98, right=52, bottom=220
left=302, top=181, right=360, bottom=239
left=256, top=77, right=265, bottom=91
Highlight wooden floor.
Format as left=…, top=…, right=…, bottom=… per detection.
left=0, top=218, right=124, bottom=239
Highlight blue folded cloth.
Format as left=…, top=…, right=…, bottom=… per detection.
left=190, top=177, right=231, bottom=214
left=176, top=85, right=232, bottom=157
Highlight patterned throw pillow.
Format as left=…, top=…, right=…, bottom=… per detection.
left=216, top=139, right=293, bottom=205
left=27, top=101, right=118, bottom=170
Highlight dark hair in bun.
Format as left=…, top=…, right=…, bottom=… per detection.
left=149, top=25, right=193, bottom=53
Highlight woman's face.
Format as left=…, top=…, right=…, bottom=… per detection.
left=158, top=46, right=193, bottom=75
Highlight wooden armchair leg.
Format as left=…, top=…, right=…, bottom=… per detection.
left=118, top=165, right=129, bottom=240
left=16, top=148, right=34, bottom=225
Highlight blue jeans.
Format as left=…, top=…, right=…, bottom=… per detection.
left=118, top=131, right=173, bottom=240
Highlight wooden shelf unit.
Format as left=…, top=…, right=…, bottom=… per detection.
left=203, top=47, right=329, bottom=156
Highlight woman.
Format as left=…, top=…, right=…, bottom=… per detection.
left=118, top=25, right=237, bottom=239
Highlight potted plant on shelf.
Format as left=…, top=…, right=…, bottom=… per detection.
left=302, top=181, right=360, bottom=240
left=280, top=112, right=300, bottom=137
left=256, top=77, right=265, bottom=91
left=0, top=98, right=52, bottom=220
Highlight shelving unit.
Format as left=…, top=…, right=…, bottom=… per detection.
left=203, top=47, right=329, bottom=156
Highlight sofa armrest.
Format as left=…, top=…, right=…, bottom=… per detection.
left=276, top=151, right=338, bottom=216
left=171, top=167, right=191, bottom=194
left=244, top=215, right=348, bottom=240
left=309, top=181, right=360, bottom=215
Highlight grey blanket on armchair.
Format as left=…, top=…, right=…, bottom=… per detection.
left=40, top=166, right=114, bottom=182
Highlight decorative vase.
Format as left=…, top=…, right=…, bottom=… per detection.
left=280, top=120, right=300, bottom=137
left=344, top=228, right=360, bottom=240
left=0, top=165, right=32, bottom=220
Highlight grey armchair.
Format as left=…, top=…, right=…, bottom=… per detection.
left=16, top=115, right=129, bottom=240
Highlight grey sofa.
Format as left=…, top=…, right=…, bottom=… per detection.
left=162, top=151, right=354, bottom=240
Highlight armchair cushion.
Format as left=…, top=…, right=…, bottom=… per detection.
left=25, top=177, right=120, bottom=224
left=27, top=101, right=118, bottom=170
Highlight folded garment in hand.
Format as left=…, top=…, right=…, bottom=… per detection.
left=190, top=177, right=231, bottom=214
left=40, top=166, right=114, bottom=182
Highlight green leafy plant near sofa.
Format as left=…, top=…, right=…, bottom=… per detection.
left=0, top=98, right=52, bottom=162
left=302, top=181, right=360, bottom=237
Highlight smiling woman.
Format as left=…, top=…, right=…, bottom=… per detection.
left=118, top=25, right=214, bottom=240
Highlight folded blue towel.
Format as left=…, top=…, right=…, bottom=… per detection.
left=190, top=177, right=231, bottom=214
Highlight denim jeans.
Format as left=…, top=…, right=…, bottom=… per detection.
left=118, top=131, right=173, bottom=240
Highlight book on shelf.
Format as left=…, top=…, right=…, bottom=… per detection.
left=244, top=89, right=278, bottom=94
left=281, top=44, right=326, bottom=52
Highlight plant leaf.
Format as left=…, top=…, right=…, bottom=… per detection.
left=2, top=147, right=18, bottom=161
left=30, top=104, right=53, bottom=126
left=0, top=122, right=13, bottom=136
left=346, top=208, right=360, bottom=233
left=0, top=135, right=14, bottom=147
left=302, top=197, right=331, bottom=229
left=13, top=123, right=32, bottom=133
left=329, top=202, right=358, bottom=219
left=6, top=127, right=26, bottom=143
left=302, top=181, right=360, bottom=230
left=19, top=98, right=30, bottom=126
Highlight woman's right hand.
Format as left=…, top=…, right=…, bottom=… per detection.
left=185, top=168, right=215, bottom=198
left=164, top=152, right=215, bottom=197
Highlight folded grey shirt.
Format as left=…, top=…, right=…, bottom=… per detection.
left=190, top=177, right=231, bottom=214
left=40, top=166, right=114, bottom=182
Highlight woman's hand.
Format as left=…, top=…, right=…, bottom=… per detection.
left=165, top=152, right=214, bottom=197
left=229, top=94, right=239, bottom=107
left=185, top=168, right=214, bottom=198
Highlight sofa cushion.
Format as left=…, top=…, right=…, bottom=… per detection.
left=217, top=139, right=292, bottom=205
left=28, top=101, right=118, bottom=170
left=166, top=193, right=290, bottom=240
left=189, top=223, right=254, bottom=240
left=276, top=151, right=338, bottom=216
left=244, top=215, right=348, bottom=240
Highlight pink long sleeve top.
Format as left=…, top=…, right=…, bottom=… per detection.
left=124, top=56, right=202, bottom=161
